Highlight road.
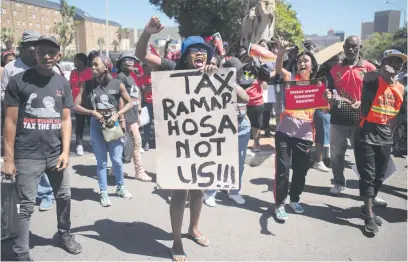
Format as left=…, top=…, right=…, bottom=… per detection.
left=1, top=128, right=407, bottom=261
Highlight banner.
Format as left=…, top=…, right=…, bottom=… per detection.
left=283, top=78, right=329, bottom=110
left=152, top=68, right=239, bottom=190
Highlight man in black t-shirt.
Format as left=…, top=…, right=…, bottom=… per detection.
left=2, top=35, right=82, bottom=260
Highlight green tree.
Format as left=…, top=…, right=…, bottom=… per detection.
left=112, top=40, right=120, bottom=52
left=149, top=0, right=257, bottom=50
left=116, top=28, right=124, bottom=44
left=1, top=28, right=15, bottom=50
left=52, top=0, right=78, bottom=58
left=275, top=0, right=303, bottom=47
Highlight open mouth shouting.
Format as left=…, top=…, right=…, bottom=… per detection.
left=193, top=55, right=206, bottom=68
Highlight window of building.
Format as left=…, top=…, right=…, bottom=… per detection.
left=22, top=21, right=26, bottom=26
left=0, top=8, right=6, bottom=14
left=36, top=23, right=40, bottom=28
left=45, top=24, right=49, bottom=29
left=17, top=20, right=21, bottom=26
left=31, top=13, right=35, bottom=19
left=6, top=18, right=10, bottom=24
left=5, top=0, right=9, bottom=4
left=16, top=3, right=21, bottom=7
left=13, top=10, right=17, bottom=16
left=29, top=22, right=32, bottom=27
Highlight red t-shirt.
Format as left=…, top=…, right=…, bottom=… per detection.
left=139, top=75, right=152, bottom=104
left=246, top=80, right=264, bottom=106
left=69, top=68, right=93, bottom=100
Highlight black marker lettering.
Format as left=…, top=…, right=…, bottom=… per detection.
left=221, top=92, right=232, bottom=108
left=167, top=120, right=180, bottom=136
left=209, top=137, right=226, bottom=155
left=223, top=164, right=230, bottom=182
left=182, top=119, right=198, bottom=136
left=177, top=166, right=191, bottom=184
left=194, top=141, right=211, bottom=157
left=194, top=74, right=218, bottom=95
left=217, top=163, right=222, bottom=182
left=218, top=115, right=237, bottom=134
left=197, top=161, right=215, bottom=187
left=176, top=101, right=190, bottom=117
left=210, top=96, right=223, bottom=110
left=162, top=98, right=176, bottom=120
left=213, top=71, right=234, bottom=94
left=200, top=115, right=216, bottom=137
left=230, top=165, right=236, bottom=185
left=190, top=97, right=210, bottom=113
left=176, top=139, right=190, bottom=158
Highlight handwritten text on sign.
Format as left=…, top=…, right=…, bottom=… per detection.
left=284, top=78, right=329, bottom=110
left=152, top=68, right=239, bottom=190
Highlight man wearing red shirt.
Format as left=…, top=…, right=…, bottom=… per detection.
left=325, top=36, right=378, bottom=198
left=70, top=53, right=93, bottom=156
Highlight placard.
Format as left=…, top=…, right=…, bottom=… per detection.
left=283, top=78, right=329, bottom=110
left=152, top=68, right=239, bottom=190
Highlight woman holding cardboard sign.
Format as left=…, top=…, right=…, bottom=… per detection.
left=136, top=16, right=249, bottom=262
left=273, top=36, right=325, bottom=221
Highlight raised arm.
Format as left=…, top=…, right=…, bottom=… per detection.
left=276, top=37, right=293, bottom=81
left=135, top=16, right=165, bottom=70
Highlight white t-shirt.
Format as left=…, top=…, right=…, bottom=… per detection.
left=1, top=58, right=61, bottom=100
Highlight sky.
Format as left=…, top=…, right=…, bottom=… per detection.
left=51, top=0, right=407, bottom=36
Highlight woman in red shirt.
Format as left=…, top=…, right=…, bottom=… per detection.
left=70, top=53, right=93, bottom=155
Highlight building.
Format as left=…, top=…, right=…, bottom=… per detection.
left=361, top=21, right=374, bottom=40
left=373, top=10, right=401, bottom=34
left=335, top=31, right=346, bottom=41
left=134, top=26, right=182, bottom=54
left=0, top=0, right=122, bottom=55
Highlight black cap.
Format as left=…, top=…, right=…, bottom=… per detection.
left=223, top=57, right=246, bottom=72
left=36, top=35, right=60, bottom=49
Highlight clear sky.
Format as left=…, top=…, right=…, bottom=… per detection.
left=51, top=0, right=407, bottom=36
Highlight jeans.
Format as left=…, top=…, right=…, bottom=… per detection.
left=330, top=124, right=358, bottom=186
left=37, top=173, right=55, bottom=202
left=13, top=156, right=71, bottom=257
left=142, top=103, right=154, bottom=147
left=90, top=117, right=124, bottom=192
left=313, top=109, right=331, bottom=145
left=207, top=117, right=251, bottom=196
left=75, top=113, right=90, bottom=146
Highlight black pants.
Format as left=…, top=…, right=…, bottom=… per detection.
left=14, top=156, right=71, bottom=256
left=75, top=113, right=90, bottom=146
left=354, top=139, right=391, bottom=198
left=247, top=104, right=264, bottom=129
left=274, top=131, right=313, bottom=205
left=262, top=103, right=273, bottom=130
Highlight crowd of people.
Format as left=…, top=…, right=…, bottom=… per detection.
left=0, top=14, right=407, bottom=261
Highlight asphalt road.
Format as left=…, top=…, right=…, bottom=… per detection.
left=1, top=128, right=407, bottom=261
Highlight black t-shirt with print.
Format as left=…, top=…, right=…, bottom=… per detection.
left=83, top=78, right=121, bottom=120
left=357, top=77, right=407, bottom=146
left=4, top=68, right=74, bottom=159
left=117, top=72, right=140, bottom=125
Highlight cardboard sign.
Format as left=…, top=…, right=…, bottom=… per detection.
left=283, top=78, right=329, bottom=110
left=152, top=68, right=239, bottom=190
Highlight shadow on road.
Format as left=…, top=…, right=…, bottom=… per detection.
left=71, top=187, right=100, bottom=203
left=72, top=164, right=117, bottom=186
left=71, top=219, right=171, bottom=259
left=346, top=179, right=407, bottom=200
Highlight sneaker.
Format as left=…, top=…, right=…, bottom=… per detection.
left=373, top=196, right=388, bottom=207
left=143, top=143, right=150, bottom=152
left=116, top=186, right=132, bottom=200
left=100, top=191, right=112, bottom=207
left=364, top=217, right=379, bottom=234
left=252, top=142, right=261, bottom=152
left=289, top=202, right=304, bottom=213
left=275, top=206, right=289, bottom=221
left=204, top=194, right=217, bottom=207
left=15, top=253, right=33, bottom=261
left=330, top=185, right=345, bottom=196
left=76, top=145, right=84, bottom=156
left=360, top=207, right=383, bottom=226
left=140, top=147, right=145, bottom=154
left=59, top=234, right=82, bottom=254
left=229, top=194, right=245, bottom=205
left=39, top=199, right=53, bottom=211
left=313, top=161, right=329, bottom=172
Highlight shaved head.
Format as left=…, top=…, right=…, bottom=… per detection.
left=343, top=35, right=362, bottom=63
left=345, top=35, right=361, bottom=46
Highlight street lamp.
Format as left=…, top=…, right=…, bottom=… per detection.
left=383, top=0, right=407, bottom=26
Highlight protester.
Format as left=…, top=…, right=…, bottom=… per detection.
left=140, top=63, right=154, bottom=151
left=0, top=50, right=16, bottom=76
left=116, top=52, right=151, bottom=181
left=326, top=36, right=377, bottom=197
left=70, top=53, right=93, bottom=156
left=2, top=35, right=82, bottom=260
left=352, top=50, right=407, bottom=234
left=204, top=57, right=251, bottom=206
left=393, top=68, right=407, bottom=157
left=74, top=55, right=134, bottom=207
left=136, top=16, right=249, bottom=262
left=0, top=30, right=56, bottom=212
left=312, top=54, right=340, bottom=171
left=273, top=36, right=322, bottom=221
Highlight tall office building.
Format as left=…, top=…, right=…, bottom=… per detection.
left=361, top=21, right=374, bottom=40
left=335, top=31, right=346, bottom=41
left=374, top=10, right=401, bottom=33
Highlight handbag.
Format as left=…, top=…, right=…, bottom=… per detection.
left=1, top=177, right=20, bottom=241
left=92, top=90, right=124, bottom=142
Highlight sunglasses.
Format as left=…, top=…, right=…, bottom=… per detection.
left=123, top=58, right=135, bottom=63
left=189, top=47, right=208, bottom=54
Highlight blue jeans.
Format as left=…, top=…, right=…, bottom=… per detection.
left=313, top=109, right=331, bottom=145
left=142, top=103, right=154, bottom=147
left=207, top=117, right=251, bottom=196
left=37, top=173, right=54, bottom=202
left=90, top=117, right=124, bottom=192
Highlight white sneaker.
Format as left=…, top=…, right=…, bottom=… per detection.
left=76, top=145, right=84, bottom=156
left=204, top=194, right=217, bottom=207
left=140, top=147, right=145, bottom=154
left=229, top=194, right=245, bottom=205
left=313, top=161, right=329, bottom=172
left=330, top=185, right=345, bottom=196
left=373, top=196, right=388, bottom=207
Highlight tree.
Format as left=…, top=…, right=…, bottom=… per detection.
left=1, top=28, right=15, bottom=50
left=112, top=40, right=119, bottom=52
left=97, top=37, right=105, bottom=51
left=52, top=0, right=78, bottom=58
left=274, top=0, right=303, bottom=47
left=116, top=28, right=124, bottom=44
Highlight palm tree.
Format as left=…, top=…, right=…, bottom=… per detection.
left=97, top=37, right=105, bottom=51
left=116, top=28, right=124, bottom=44
left=112, top=40, right=119, bottom=52
left=122, top=28, right=131, bottom=40
left=1, top=28, right=15, bottom=50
